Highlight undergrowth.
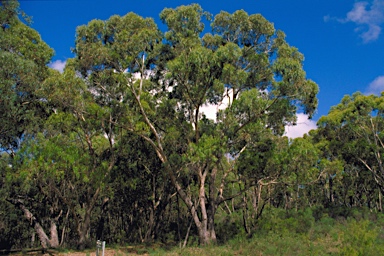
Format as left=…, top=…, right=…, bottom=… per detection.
left=150, top=207, right=384, bottom=255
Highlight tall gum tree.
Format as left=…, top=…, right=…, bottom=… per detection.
left=0, top=0, right=53, bottom=154
left=0, top=0, right=56, bottom=249
left=73, top=4, right=318, bottom=245
left=37, top=60, right=120, bottom=248
left=5, top=58, right=120, bottom=249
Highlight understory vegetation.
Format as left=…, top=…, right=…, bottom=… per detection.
left=22, top=208, right=384, bottom=255
left=160, top=207, right=384, bottom=255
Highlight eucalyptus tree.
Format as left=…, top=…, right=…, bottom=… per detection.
left=283, top=136, right=321, bottom=210
left=73, top=4, right=318, bottom=244
left=0, top=0, right=58, bottom=249
left=0, top=0, right=53, bottom=154
left=3, top=59, right=123, bottom=250
left=236, top=134, right=290, bottom=234
left=35, top=62, right=121, bottom=248
left=317, top=92, right=384, bottom=208
left=309, top=128, right=347, bottom=207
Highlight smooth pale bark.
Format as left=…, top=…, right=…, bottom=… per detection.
left=7, top=198, right=59, bottom=249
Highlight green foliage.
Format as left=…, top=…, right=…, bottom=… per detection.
left=151, top=209, right=384, bottom=255
left=315, top=92, right=384, bottom=209
left=339, top=219, right=379, bottom=256
left=215, top=211, right=244, bottom=243
left=0, top=1, right=323, bottom=249
left=160, top=4, right=211, bottom=41
left=258, top=207, right=315, bottom=235
left=70, top=2, right=319, bottom=246
left=0, top=0, right=54, bottom=151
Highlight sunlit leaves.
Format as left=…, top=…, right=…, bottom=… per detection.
left=212, top=10, right=274, bottom=48
left=75, top=12, right=161, bottom=75
left=67, top=4, right=320, bottom=244
left=168, top=44, right=223, bottom=109
left=0, top=1, right=53, bottom=151
left=188, top=134, right=224, bottom=165
left=160, top=4, right=210, bottom=41
left=316, top=92, right=384, bottom=193
left=286, top=136, right=320, bottom=183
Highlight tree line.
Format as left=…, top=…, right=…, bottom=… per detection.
left=1, top=0, right=383, bottom=250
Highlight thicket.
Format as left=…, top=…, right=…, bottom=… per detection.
left=161, top=207, right=384, bottom=256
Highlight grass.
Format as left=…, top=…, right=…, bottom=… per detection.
left=142, top=208, right=384, bottom=255
left=9, top=208, right=384, bottom=255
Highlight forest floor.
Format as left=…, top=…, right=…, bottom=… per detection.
left=8, top=247, right=151, bottom=256
left=55, top=250, right=141, bottom=256
left=52, top=249, right=148, bottom=256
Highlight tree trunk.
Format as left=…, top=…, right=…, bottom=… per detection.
left=77, top=209, right=92, bottom=250
left=197, top=169, right=217, bottom=245
left=242, top=193, right=250, bottom=234
left=329, top=176, right=334, bottom=203
left=7, top=198, right=59, bottom=249
left=196, top=215, right=217, bottom=246
left=49, top=220, right=60, bottom=248
left=172, top=167, right=218, bottom=246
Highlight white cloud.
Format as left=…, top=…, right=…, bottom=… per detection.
left=200, top=103, right=218, bottom=120
left=48, top=59, right=66, bottom=73
left=365, top=75, right=384, bottom=95
left=339, top=0, right=384, bottom=43
left=284, top=113, right=317, bottom=139
left=201, top=91, right=317, bottom=139
left=323, top=15, right=331, bottom=22
left=200, top=88, right=234, bottom=121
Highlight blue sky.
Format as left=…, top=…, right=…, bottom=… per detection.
left=20, top=0, right=384, bottom=137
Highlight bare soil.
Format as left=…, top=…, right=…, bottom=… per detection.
left=8, top=248, right=150, bottom=256
left=53, top=248, right=148, bottom=255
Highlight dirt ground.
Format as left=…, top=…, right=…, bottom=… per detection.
left=54, top=249, right=135, bottom=256
left=9, top=248, right=149, bottom=256
left=53, top=249, right=148, bottom=255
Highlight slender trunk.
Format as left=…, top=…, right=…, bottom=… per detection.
left=252, top=184, right=266, bottom=220
left=177, top=195, right=182, bottom=247
left=207, top=203, right=217, bottom=242
left=242, top=192, right=250, bottom=234
left=144, top=174, right=161, bottom=242
left=60, top=209, right=70, bottom=246
left=329, top=176, right=334, bottom=203
left=96, top=198, right=109, bottom=241
left=31, top=232, right=35, bottom=247
left=182, top=218, right=193, bottom=248
left=144, top=207, right=155, bottom=242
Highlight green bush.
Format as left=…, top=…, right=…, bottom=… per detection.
left=339, top=219, right=380, bottom=255
left=215, top=211, right=244, bottom=243
left=257, top=207, right=314, bottom=235
left=114, top=209, right=384, bottom=255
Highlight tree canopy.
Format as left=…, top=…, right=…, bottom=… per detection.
left=4, top=1, right=384, bottom=251
left=0, top=0, right=53, bottom=154
left=69, top=4, right=319, bottom=245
